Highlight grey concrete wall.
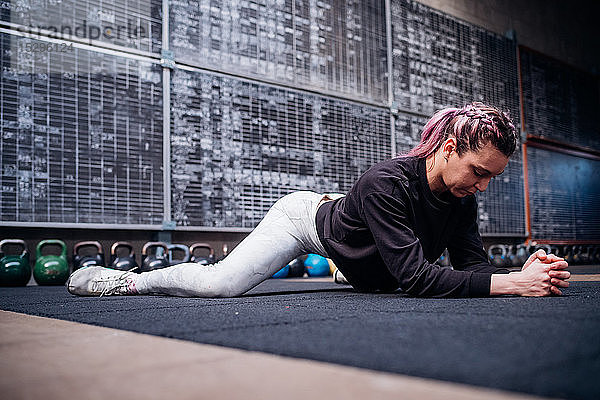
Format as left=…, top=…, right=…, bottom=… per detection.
left=415, top=0, right=600, bottom=74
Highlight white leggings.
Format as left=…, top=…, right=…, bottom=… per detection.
left=134, top=191, right=344, bottom=297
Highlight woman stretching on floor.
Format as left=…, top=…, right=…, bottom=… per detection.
left=67, top=102, right=570, bottom=298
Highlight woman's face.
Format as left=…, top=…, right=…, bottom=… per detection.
left=442, top=142, right=509, bottom=198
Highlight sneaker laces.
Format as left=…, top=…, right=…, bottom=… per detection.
left=93, top=267, right=138, bottom=297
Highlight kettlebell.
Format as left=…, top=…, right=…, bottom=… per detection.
left=591, top=245, right=600, bottom=264
left=0, top=239, right=31, bottom=286
left=488, top=244, right=508, bottom=268
left=168, top=244, right=191, bottom=265
left=514, top=244, right=529, bottom=267
left=579, top=246, right=592, bottom=264
left=73, top=241, right=105, bottom=271
left=532, top=244, right=552, bottom=257
left=550, top=245, right=561, bottom=259
left=140, top=242, right=170, bottom=272
left=571, top=245, right=583, bottom=265
left=562, top=245, right=574, bottom=265
left=506, top=245, right=518, bottom=268
left=33, top=239, right=69, bottom=285
left=110, top=242, right=138, bottom=271
left=530, top=243, right=553, bottom=264
left=190, top=243, right=215, bottom=265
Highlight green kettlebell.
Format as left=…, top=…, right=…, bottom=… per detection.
left=34, top=240, right=69, bottom=285
left=0, top=239, right=31, bottom=286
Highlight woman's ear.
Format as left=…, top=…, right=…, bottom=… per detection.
left=442, top=137, right=457, bottom=159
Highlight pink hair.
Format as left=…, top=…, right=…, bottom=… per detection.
left=402, top=102, right=518, bottom=159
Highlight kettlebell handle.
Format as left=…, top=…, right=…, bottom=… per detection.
left=167, top=244, right=191, bottom=263
left=36, top=239, right=67, bottom=259
left=534, top=244, right=552, bottom=254
left=0, top=239, right=27, bottom=256
left=488, top=244, right=507, bottom=256
left=142, top=242, right=169, bottom=256
left=190, top=243, right=215, bottom=257
left=74, top=241, right=103, bottom=255
left=111, top=241, right=135, bottom=257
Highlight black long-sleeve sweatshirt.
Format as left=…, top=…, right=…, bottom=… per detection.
left=315, top=156, right=511, bottom=297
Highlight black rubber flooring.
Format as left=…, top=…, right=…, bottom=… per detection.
left=1, top=278, right=599, bottom=400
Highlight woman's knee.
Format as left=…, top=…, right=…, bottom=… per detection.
left=198, top=270, right=249, bottom=297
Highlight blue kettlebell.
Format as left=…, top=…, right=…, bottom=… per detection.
left=304, top=254, right=330, bottom=277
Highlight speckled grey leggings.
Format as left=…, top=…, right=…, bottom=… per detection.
left=134, top=191, right=343, bottom=297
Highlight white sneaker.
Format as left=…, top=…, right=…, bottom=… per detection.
left=67, top=266, right=139, bottom=297
left=333, top=269, right=349, bottom=285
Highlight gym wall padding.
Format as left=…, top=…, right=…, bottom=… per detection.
left=0, top=0, right=596, bottom=241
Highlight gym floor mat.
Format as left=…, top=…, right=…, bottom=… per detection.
left=1, top=278, right=599, bottom=400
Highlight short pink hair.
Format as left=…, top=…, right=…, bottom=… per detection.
left=403, top=102, right=518, bottom=158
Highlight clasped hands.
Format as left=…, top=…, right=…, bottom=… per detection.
left=519, top=249, right=571, bottom=296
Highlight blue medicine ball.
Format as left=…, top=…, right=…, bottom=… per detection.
left=271, top=264, right=289, bottom=279
left=304, top=254, right=330, bottom=277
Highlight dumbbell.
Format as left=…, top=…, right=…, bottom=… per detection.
left=73, top=241, right=105, bottom=271
left=110, top=242, right=138, bottom=271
